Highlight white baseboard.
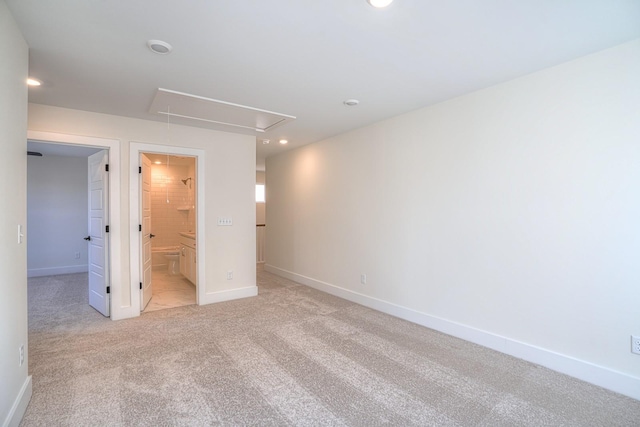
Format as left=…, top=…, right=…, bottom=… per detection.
left=265, top=264, right=640, bottom=401
left=28, top=265, right=88, bottom=277
left=3, top=375, right=32, bottom=427
left=200, top=285, right=258, bottom=305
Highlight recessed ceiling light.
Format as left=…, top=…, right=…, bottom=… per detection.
left=367, top=0, right=394, bottom=7
left=279, top=139, right=288, bottom=145
left=154, top=161, right=162, bottom=165
left=27, top=78, right=41, bottom=86
left=344, top=99, right=360, bottom=107
left=147, top=40, right=173, bottom=55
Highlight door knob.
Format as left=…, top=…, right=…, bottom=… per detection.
left=84, top=236, right=91, bottom=241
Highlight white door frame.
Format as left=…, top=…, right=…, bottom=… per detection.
left=129, top=142, right=206, bottom=314
left=27, top=130, right=123, bottom=318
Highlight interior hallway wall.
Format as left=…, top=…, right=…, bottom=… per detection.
left=27, top=155, right=88, bottom=276
left=266, top=39, right=640, bottom=398
left=28, top=103, right=257, bottom=319
left=256, top=171, right=266, bottom=263
left=0, top=1, right=30, bottom=425
left=256, top=170, right=265, bottom=225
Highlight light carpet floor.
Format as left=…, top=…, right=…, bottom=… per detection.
left=22, top=268, right=640, bottom=426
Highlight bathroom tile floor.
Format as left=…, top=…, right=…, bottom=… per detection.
left=144, top=269, right=196, bottom=312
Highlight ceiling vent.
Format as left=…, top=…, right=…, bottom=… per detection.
left=149, top=88, right=296, bottom=133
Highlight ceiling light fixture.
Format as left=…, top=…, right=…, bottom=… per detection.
left=343, top=99, right=360, bottom=107
left=27, top=78, right=41, bottom=86
left=147, top=40, right=173, bottom=55
left=367, top=0, right=394, bottom=8
left=279, top=139, right=288, bottom=145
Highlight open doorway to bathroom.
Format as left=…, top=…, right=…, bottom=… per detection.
left=140, top=152, right=197, bottom=312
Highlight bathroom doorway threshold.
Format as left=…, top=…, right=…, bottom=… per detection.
left=129, top=142, right=206, bottom=317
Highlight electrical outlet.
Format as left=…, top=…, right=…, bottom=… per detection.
left=227, top=270, right=233, bottom=280
left=360, top=274, right=367, bottom=284
left=632, top=335, right=640, bottom=355
left=19, top=345, right=24, bottom=366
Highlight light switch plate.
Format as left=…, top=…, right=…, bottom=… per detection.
left=217, top=217, right=233, bottom=226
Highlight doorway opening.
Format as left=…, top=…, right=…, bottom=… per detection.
left=129, top=142, right=206, bottom=315
left=26, top=132, right=121, bottom=319
left=140, top=152, right=197, bottom=312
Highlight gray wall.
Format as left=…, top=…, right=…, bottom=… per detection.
left=27, top=155, right=88, bottom=276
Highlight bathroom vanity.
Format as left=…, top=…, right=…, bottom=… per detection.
left=179, top=232, right=196, bottom=284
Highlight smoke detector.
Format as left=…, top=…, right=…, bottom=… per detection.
left=147, top=40, right=173, bottom=55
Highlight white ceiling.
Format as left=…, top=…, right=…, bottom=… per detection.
left=8, top=1, right=640, bottom=168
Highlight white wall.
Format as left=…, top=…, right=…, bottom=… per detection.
left=28, top=103, right=257, bottom=319
left=27, top=155, right=89, bottom=276
left=149, top=161, right=194, bottom=250
left=256, top=170, right=266, bottom=225
left=256, top=171, right=266, bottom=263
left=0, top=1, right=30, bottom=425
left=266, top=40, right=640, bottom=399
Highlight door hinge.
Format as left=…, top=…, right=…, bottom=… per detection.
left=106, top=286, right=110, bottom=294
left=105, top=225, right=110, bottom=233
left=139, top=166, right=142, bottom=174
left=139, top=224, right=142, bottom=232
left=139, top=282, right=142, bottom=290
left=105, top=164, right=109, bottom=172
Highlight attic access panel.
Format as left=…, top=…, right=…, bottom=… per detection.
left=149, top=88, right=295, bottom=133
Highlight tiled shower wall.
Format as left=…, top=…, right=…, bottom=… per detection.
left=150, top=161, right=195, bottom=249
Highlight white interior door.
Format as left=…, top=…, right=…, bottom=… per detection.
left=88, top=150, right=110, bottom=317
left=141, top=154, right=153, bottom=310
